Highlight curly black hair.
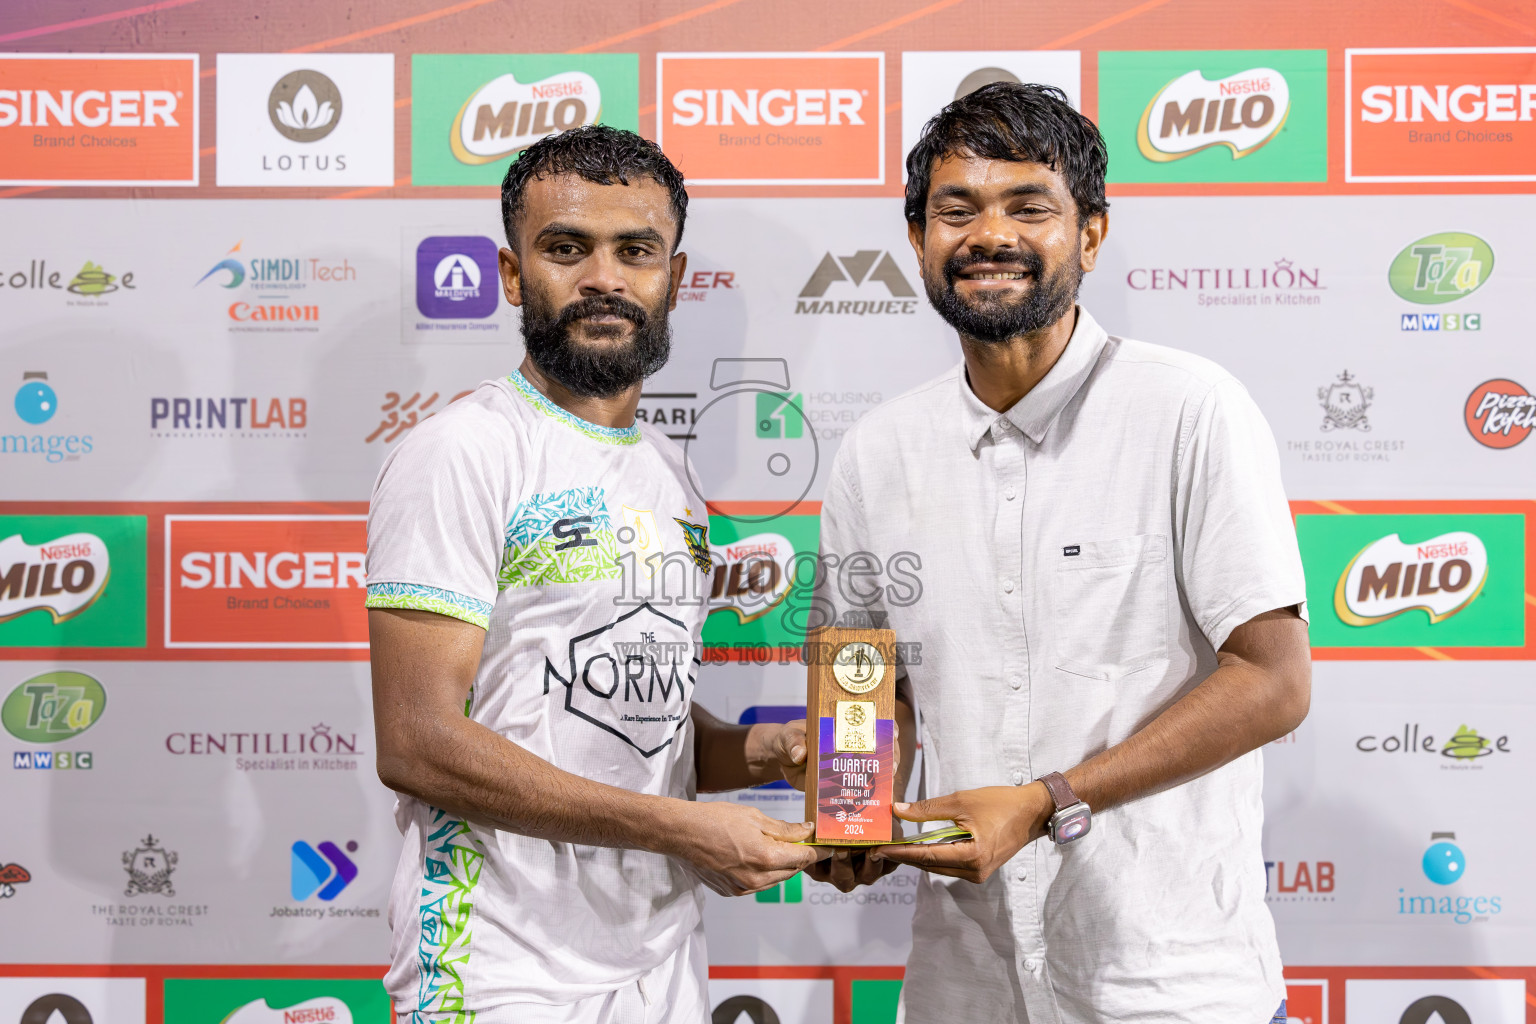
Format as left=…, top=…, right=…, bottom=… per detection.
left=500, top=125, right=689, bottom=250
left=904, top=82, right=1109, bottom=227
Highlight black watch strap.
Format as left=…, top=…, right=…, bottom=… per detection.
left=1038, top=771, right=1078, bottom=812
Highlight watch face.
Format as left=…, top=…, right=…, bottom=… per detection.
left=1053, top=807, right=1091, bottom=844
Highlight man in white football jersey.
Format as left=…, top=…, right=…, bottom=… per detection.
left=366, top=126, right=825, bottom=1024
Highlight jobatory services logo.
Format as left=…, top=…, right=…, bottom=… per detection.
left=795, top=250, right=918, bottom=315
left=0, top=53, right=198, bottom=186
left=1099, top=50, right=1327, bottom=183
left=415, top=236, right=499, bottom=320
left=290, top=840, right=358, bottom=901
left=150, top=396, right=308, bottom=439
left=217, top=53, right=394, bottom=186
left=1464, top=379, right=1533, bottom=449
left=1125, top=257, right=1323, bottom=308
left=1346, top=47, right=1536, bottom=182
left=195, top=240, right=358, bottom=332
left=162, top=980, right=390, bottom=1024
left=657, top=52, right=885, bottom=185
left=1297, top=510, right=1525, bottom=649
left=411, top=54, right=638, bottom=185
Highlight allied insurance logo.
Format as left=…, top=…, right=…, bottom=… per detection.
left=410, top=54, right=638, bottom=186
left=657, top=52, right=885, bottom=185
left=1099, top=50, right=1327, bottom=183
left=1346, top=47, right=1536, bottom=182
left=0, top=54, right=199, bottom=186
left=415, top=236, right=499, bottom=320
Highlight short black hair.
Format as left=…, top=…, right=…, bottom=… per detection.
left=500, top=125, right=688, bottom=250
left=904, top=82, right=1109, bottom=227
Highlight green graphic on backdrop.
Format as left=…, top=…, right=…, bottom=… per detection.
left=2, top=670, right=106, bottom=742
left=1297, top=513, right=1525, bottom=648
left=702, top=512, right=820, bottom=650
left=1098, top=50, right=1327, bottom=183
left=164, top=979, right=390, bottom=1024
left=1388, top=232, right=1495, bottom=304
left=851, top=979, right=903, bottom=1024
left=0, top=515, right=146, bottom=647
left=411, top=54, right=640, bottom=186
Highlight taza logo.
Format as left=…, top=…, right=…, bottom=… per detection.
left=268, top=69, right=341, bottom=142
left=1138, top=67, right=1290, bottom=161
left=450, top=71, right=600, bottom=165
left=1463, top=378, right=1533, bottom=449
left=2, top=670, right=106, bottom=743
left=0, top=532, right=110, bottom=626
left=1334, top=531, right=1487, bottom=626
left=1388, top=232, right=1493, bottom=304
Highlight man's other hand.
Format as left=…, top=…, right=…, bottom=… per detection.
left=672, top=802, right=830, bottom=897
left=872, top=783, right=1052, bottom=884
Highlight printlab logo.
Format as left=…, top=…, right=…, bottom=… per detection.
left=1264, top=859, right=1334, bottom=902
left=268, top=69, right=341, bottom=142
left=414, top=236, right=499, bottom=320
left=123, top=834, right=177, bottom=897
left=1355, top=722, right=1512, bottom=767
left=365, top=389, right=473, bottom=444
left=150, top=396, right=308, bottom=439
left=1391, top=232, right=1490, bottom=332
left=795, top=250, right=918, bottom=316
left=0, top=861, right=30, bottom=898
left=1463, top=378, right=1533, bottom=449
left=291, top=840, right=358, bottom=900
left=754, top=873, right=804, bottom=904
left=1318, top=371, right=1372, bottom=431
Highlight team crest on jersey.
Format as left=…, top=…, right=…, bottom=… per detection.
left=673, top=517, right=713, bottom=572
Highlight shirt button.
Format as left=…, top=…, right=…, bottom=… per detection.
left=1004, top=486, right=1017, bottom=501
left=1015, top=868, right=1028, bottom=882
left=1011, top=770, right=1026, bottom=786
left=1001, top=579, right=1015, bottom=594
left=1009, top=675, right=1022, bottom=690
left=1023, top=958, right=1038, bottom=972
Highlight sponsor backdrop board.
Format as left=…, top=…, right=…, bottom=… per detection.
left=2, top=2, right=1535, bottom=1023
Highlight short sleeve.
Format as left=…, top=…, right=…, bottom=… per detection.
left=1175, top=378, right=1307, bottom=652
left=364, top=406, right=512, bottom=629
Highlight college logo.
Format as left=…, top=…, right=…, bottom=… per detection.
left=0, top=54, right=198, bottom=186
left=411, top=55, right=637, bottom=185
left=1318, top=371, right=1372, bottom=432
left=1346, top=47, right=1536, bottom=182
left=0, top=260, right=138, bottom=305
left=1099, top=50, right=1326, bottom=183
left=0, top=862, right=30, bottom=898
left=795, top=250, right=917, bottom=316
left=123, top=834, right=178, bottom=897
left=1464, top=379, right=1533, bottom=449
left=1297, top=509, right=1525, bottom=650
left=3, top=670, right=106, bottom=744
left=658, top=52, right=884, bottom=185
left=291, top=840, right=358, bottom=901
left=268, top=69, right=341, bottom=142
left=415, top=236, right=499, bottom=319
left=1356, top=722, right=1512, bottom=763
left=166, top=514, right=368, bottom=649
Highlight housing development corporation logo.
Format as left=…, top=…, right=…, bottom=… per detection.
left=658, top=52, right=884, bottom=185
left=1347, top=47, right=1536, bottom=182
left=795, top=250, right=917, bottom=316
left=1464, top=379, right=1533, bottom=449
left=0, top=54, right=198, bottom=186
left=411, top=54, right=638, bottom=185
left=1100, top=49, right=1326, bottom=183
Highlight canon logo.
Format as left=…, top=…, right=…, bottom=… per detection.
left=1360, top=83, right=1536, bottom=123
left=0, top=89, right=179, bottom=128
left=671, top=88, right=863, bottom=127
left=179, top=551, right=365, bottom=589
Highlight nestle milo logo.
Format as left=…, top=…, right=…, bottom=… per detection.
left=450, top=71, right=601, bottom=165
left=1334, top=531, right=1487, bottom=627
left=2, top=670, right=106, bottom=743
left=0, top=531, right=109, bottom=625
left=1389, top=232, right=1494, bottom=304
left=1138, top=67, right=1290, bottom=161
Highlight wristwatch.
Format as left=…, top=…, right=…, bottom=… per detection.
left=1037, top=771, right=1091, bottom=845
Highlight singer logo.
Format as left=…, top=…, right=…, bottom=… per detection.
left=657, top=53, right=884, bottom=185
left=1137, top=67, right=1290, bottom=161
left=0, top=54, right=198, bottom=185
left=1334, top=531, right=1489, bottom=627
left=1347, top=48, right=1536, bottom=181
left=1464, top=379, right=1534, bottom=449
left=166, top=515, right=368, bottom=649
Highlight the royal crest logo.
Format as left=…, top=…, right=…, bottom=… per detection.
left=0, top=531, right=110, bottom=626
left=123, top=834, right=178, bottom=897
left=1334, top=531, right=1488, bottom=627
left=1137, top=67, right=1290, bottom=161
left=1319, top=370, right=1373, bottom=432
left=449, top=71, right=602, bottom=165
left=673, top=518, right=713, bottom=572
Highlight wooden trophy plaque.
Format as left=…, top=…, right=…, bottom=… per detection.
left=804, top=627, right=897, bottom=844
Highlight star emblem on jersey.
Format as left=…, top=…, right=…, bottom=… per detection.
left=543, top=603, right=699, bottom=757
left=673, top=517, right=713, bottom=572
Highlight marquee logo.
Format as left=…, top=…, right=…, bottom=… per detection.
left=268, top=69, right=341, bottom=143
left=1136, top=67, right=1290, bottom=161
left=1347, top=47, right=1536, bottom=182
left=1388, top=232, right=1492, bottom=304
left=449, top=70, right=601, bottom=165
left=1335, top=531, right=1487, bottom=626
left=0, top=532, right=109, bottom=626
left=1463, top=379, right=1533, bottom=449
left=658, top=52, right=884, bottom=185
left=0, top=54, right=198, bottom=185
left=795, top=250, right=917, bottom=316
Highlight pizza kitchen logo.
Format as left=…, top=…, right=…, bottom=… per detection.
left=1463, top=378, right=1533, bottom=449
left=1334, top=530, right=1487, bottom=627
left=1138, top=65, right=1290, bottom=161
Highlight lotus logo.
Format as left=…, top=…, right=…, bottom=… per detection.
left=450, top=71, right=602, bottom=165
left=1334, top=531, right=1488, bottom=627
left=1388, top=232, right=1493, bottom=305
left=1137, top=68, right=1290, bottom=161
left=0, top=532, right=110, bottom=626
left=268, top=69, right=343, bottom=143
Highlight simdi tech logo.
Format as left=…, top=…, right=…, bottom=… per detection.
left=0, top=516, right=146, bottom=648
left=0, top=53, right=198, bottom=186
left=163, top=979, right=390, bottom=1024
left=1346, top=47, right=1536, bottom=182
left=411, top=54, right=638, bottom=186
left=657, top=52, right=885, bottom=185
left=195, top=239, right=359, bottom=331
left=1098, top=50, right=1327, bottom=183
left=1297, top=510, right=1525, bottom=649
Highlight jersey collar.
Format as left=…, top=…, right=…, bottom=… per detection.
left=507, top=369, right=642, bottom=446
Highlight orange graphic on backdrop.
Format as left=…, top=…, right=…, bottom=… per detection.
left=0, top=55, right=198, bottom=185
left=165, top=515, right=367, bottom=648
left=1347, top=48, right=1536, bottom=182
left=657, top=53, right=884, bottom=185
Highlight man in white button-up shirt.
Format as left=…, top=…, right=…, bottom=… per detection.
left=807, top=83, right=1311, bottom=1023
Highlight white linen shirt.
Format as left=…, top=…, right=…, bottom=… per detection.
left=817, top=308, right=1307, bottom=1024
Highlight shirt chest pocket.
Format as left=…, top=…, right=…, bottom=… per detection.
left=1050, top=534, right=1170, bottom=681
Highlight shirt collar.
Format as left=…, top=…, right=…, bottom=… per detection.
left=958, top=307, right=1110, bottom=451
